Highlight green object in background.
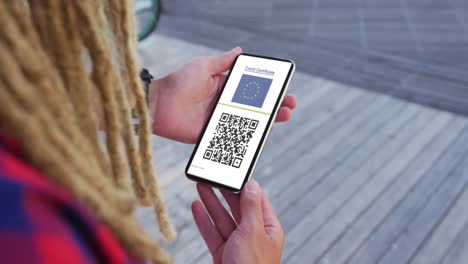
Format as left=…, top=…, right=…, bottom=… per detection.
left=135, top=0, right=160, bottom=42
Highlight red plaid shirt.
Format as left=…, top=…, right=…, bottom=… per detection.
left=0, top=136, right=143, bottom=264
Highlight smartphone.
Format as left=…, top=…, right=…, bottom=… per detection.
left=185, top=53, right=295, bottom=192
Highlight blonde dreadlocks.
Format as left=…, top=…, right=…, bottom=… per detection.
left=0, top=1, right=175, bottom=263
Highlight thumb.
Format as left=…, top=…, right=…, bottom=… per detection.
left=209, top=47, right=242, bottom=74
left=239, top=180, right=263, bottom=230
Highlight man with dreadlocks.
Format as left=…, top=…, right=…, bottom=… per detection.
left=0, top=1, right=297, bottom=264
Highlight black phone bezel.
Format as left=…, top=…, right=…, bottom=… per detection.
left=185, top=53, right=295, bottom=192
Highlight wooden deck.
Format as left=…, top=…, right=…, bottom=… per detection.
left=156, top=0, right=468, bottom=117
left=136, top=34, right=468, bottom=264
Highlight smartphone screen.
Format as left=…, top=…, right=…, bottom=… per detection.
left=186, top=54, right=295, bottom=191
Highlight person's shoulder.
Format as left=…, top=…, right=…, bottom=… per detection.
left=0, top=141, right=144, bottom=264
left=0, top=141, right=94, bottom=263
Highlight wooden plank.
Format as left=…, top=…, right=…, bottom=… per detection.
left=173, top=228, right=210, bottom=264
left=283, top=73, right=329, bottom=100
left=441, top=220, right=468, bottom=264
left=317, top=117, right=466, bottom=264
left=263, top=78, right=350, bottom=140
left=284, top=110, right=451, bottom=263
left=158, top=159, right=189, bottom=189
left=258, top=91, right=373, bottom=190
left=278, top=106, right=434, bottom=260
left=165, top=226, right=200, bottom=252
left=159, top=160, right=191, bottom=199
left=270, top=95, right=401, bottom=215
left=409, top=157, right=468, bottom=263
left=378, top=148, right=468, bottom=264
left=275, top=84, right=362, bottom=139
left=348, top=120, right=468, bottom=264
left=278, top=103, right=420, bottom=232
left=193, top=253, right=212, bottom=264
left=155, top=144, right=190, bottom=172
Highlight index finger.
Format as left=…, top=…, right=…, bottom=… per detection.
left=281, top=94, right=297, bottom=109
left=220, top=189, right=241, bottom=223
left=260, top=189, right=283, bottom=240
left=191, top=200, right=225, bottom=256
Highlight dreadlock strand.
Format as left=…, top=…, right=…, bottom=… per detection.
left=101, top=0, right=151, bottom=204
left=0, top=90, right=169, bottom=263
left=1, top=3, right=88, bottom=154
left=29, top=1, right=113, bottom=179
left=73, top=0, right=131, bottom=190
left=1, top=1, right=174, bottom=262
left=5, top=1, right=39, bottom=51
left=116, top=78, right=152, bottom=205
left=104, top=0, right=137, bottom=108
left=0, top=47, right=135, bottom=214
left=102, top=0, right=152, bottom=206
left=121, top=0, right=176, bottom=240
left=0, top=85, right=132, bottom=218
left=57, top=1, right=112, bottom=176
left=63, top=1, right=113, bottom=177
left=0, top=80, right=168, bottom=262
left=0, top=4, right=110, bottom=188
left=107, top=216, right=173, bottom=264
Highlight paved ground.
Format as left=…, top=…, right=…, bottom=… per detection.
left=155, top=0, right=468, bottom=116
left=136, top=34, right=468, bottom=264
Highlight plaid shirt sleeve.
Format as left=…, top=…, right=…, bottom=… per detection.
left=0, top=137, right=144, bottom=264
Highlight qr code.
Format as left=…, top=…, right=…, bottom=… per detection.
left=203, top=113, right=259, bottom=168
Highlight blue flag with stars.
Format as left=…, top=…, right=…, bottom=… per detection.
left=231, top=74, right=273, bottom=108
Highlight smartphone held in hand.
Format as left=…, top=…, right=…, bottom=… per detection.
left=186, top=53, right=295, bottom=192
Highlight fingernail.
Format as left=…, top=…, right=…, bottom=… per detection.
left=245, top=180, right=258, bottom=194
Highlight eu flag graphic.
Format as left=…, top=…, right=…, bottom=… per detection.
left=231, top=74, right=273, bottom=108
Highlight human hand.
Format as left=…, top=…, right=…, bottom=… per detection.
left=149, top=47, right=297, bottom=143
left=191, top=181, right=284, bottom=264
